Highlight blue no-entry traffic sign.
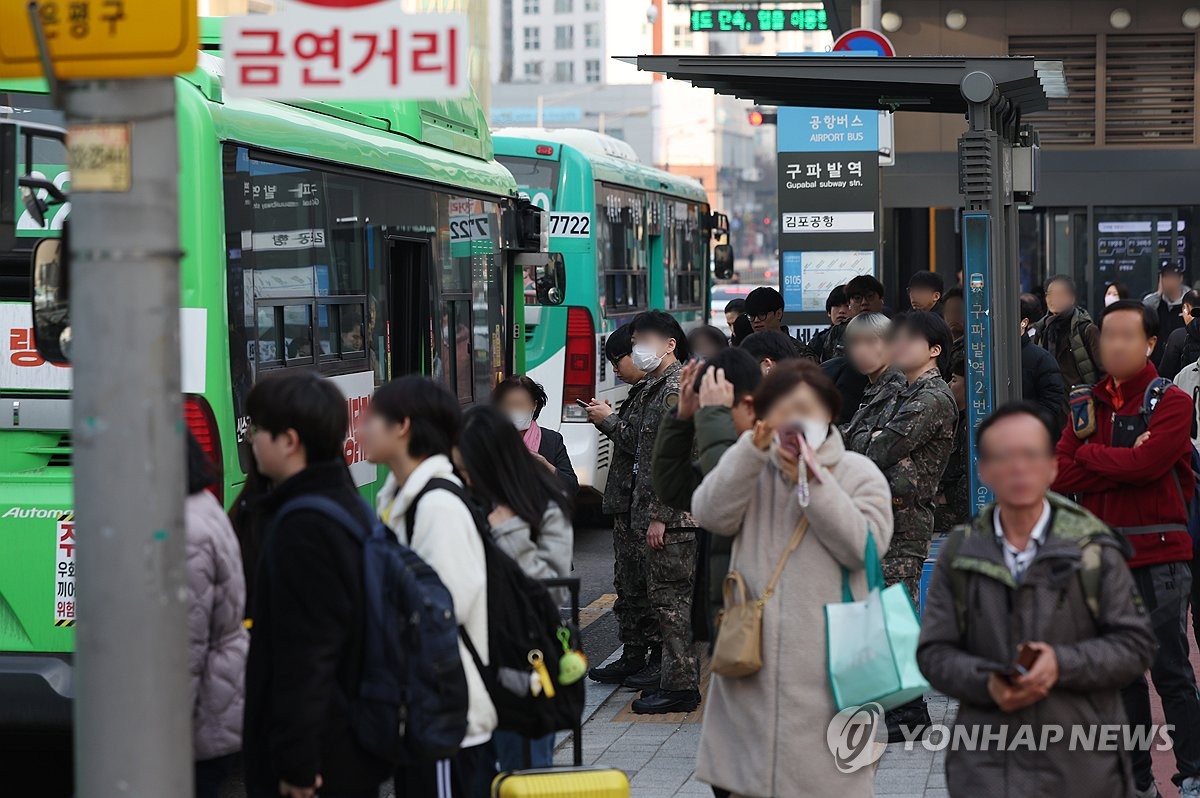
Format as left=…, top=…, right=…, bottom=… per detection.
left=832, top=28, right=896, bottom=57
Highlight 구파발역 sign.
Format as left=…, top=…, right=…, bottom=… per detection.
left=0, top=0, right=198, bottom=79
left=223, top=3, right=469, bottom=100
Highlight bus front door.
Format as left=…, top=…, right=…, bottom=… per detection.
left=387, top=236, right=435, bottom=378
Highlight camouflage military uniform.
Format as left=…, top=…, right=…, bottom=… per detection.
left=598, top=383, right=658, bottom=652
left=842, top=367, right=905, bottom=446
left=934, top=409, right=971, bottom=533
left=600, top=361, right=698, bottom=692
left=860, top=368, right=958, bottom=605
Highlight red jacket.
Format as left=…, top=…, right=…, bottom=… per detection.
left=1053, top=361, right=1194, bottom=569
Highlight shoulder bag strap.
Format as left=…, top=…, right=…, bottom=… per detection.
left=760, top=517, right=810, bottom=601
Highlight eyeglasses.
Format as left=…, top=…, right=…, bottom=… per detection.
left=748, top=311, right=775, bottom=321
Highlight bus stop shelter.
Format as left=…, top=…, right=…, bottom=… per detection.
left=618, top=54, right=1067, bottom=507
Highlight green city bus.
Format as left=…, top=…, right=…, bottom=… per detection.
left=0, top=26, right=547, bottom=731
left=492, top=129, right=730, bottom=495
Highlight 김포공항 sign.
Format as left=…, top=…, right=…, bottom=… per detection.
left=223, top=4, right=469, bottom=100
left=0, top=0, right=198, bottom=79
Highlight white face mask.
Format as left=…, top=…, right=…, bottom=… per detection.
left=631, top=343, right=664, bottom=373
left=1105, top=294, right=1119, bottom=307
left=510, top=411, right=534, bottom=432
left=798, top=419, right=829, bottom=450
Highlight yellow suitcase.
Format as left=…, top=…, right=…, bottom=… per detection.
left=491, top=767, right=630, bottom=797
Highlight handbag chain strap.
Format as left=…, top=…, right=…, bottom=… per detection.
left=759, top=517, right=810, bottom=603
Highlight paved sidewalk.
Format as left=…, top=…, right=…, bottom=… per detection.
left=556, top=650, right=957, bottom=797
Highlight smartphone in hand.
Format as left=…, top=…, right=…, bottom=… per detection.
left=575, top=398, right=590, bottom=408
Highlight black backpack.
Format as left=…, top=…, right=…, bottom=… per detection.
left=406, top=478, right=585, bottom=738
left=269, top=495, right=469, bottom=765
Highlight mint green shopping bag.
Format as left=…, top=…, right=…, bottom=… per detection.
left=825, top=532, right=929, bottom=712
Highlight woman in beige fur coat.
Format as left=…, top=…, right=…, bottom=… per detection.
left=691, top=360, right=893, bottom=798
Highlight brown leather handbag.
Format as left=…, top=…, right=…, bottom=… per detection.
left=711, top=517, right=809, bottom=678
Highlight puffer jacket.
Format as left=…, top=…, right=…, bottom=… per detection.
left=917, top=492, right=1156, bottom=798
left=186, top=490, right=249, bottom=761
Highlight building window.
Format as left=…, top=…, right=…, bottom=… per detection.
left=672, top=25, right=693, bottom=50
left=585, top=59, right=601, bottom=83
left=554, top=24, right=574, bottom=50
left=584, top=22, right=600, bottom=48
left=553, top=61, right=575, bottom=83
left=524, top=61, right=543, bottom=81
left=523, top=26, right=540, bottom=50
left=523, top=0, right=539, bottom=12
left=555, top=0, right=572, bottom=11
left=584, top=0, right=600, bottom=10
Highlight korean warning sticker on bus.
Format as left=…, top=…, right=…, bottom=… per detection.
left=54, top=512, right=76, bottom=627
left=549, top=212, right=591, bottom=239
left=0, top=304, right=72, bottom=392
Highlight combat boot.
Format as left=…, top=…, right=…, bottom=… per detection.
left=588, top=645, right=649, bottom=684
left=622, top=647, right=663, bottom=690
left=631, top=688, right=701, bottom=715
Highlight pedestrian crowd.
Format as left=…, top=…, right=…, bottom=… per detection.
left=179, top=259, right=1200, bottom=798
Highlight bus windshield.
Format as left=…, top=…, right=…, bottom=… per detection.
left=496, top=155, right=559, bottom=211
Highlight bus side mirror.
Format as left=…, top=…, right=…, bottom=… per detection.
left=713, top=244, right=735, bottom=280
left=515, top=252, right=566, bottom=306
left=32, top=232, right=71, bottom=364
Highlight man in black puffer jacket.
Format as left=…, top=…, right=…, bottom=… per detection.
left=242, top=371, right=391, bottom=798
left=1158, top=289, right=1200, bottom=379
left=1019, top=293, right=1067, bottom=438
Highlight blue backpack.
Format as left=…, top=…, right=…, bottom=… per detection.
left=271, top=495, right=469, bottom=765
left=1142, top=378, right=1200, bottom=548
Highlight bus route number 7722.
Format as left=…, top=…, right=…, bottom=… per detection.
left=549, top=212, right=591, bottom=238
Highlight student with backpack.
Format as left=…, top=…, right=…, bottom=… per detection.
left=241, top=371, right=393, bottom=798
left=455, top=403, right=575, bottom=770
left=363, top=376, right=498, bottom=797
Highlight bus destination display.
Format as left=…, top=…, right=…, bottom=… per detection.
left=689, top=7, right=829, bottom=33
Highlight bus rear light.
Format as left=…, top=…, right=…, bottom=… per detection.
left=536, top=145, right=554, bottom=156
left=185, top=394, right=223, bottom=504
left=562, top=306, right=596, bottom=422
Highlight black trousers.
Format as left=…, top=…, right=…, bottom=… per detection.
left=394, top=741, right=496, bottom=798
left=1123, top=561, right=1200, bottom=788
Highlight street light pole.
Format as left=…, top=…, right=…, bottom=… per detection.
left=861, top=0, right=881, bottom=30
left=68, top=76, right=191, bottom=797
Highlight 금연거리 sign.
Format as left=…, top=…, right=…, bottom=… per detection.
left=223, top=4, right=469, bottom=101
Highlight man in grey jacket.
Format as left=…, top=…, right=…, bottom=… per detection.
left=918, top=401, right=1156, bottom=798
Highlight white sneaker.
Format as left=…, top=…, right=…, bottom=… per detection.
left=1134, top=784, right=1160, bottom=798
left=1180, top=777, right=1200, bottom=798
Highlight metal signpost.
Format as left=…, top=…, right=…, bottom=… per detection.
left=776, top=106, right=879, bottom=343
left=776, top=29, right=892, bottom=343
left=959, top=69, right=1034, bottom=509
left=1, top=1, right=199, bottom=795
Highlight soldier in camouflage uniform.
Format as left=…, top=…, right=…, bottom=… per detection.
left=934, top=347, right=971, bottom=533
left=586, top=326, right=656, bottom=686
left=860, top=311, right=958, bottom=739
left=592, top=311, right=701, bottom=715
left=840, top=311, right=903, bottom=445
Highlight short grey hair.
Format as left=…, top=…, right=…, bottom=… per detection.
left=845, top=312, right=892, bottom=344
